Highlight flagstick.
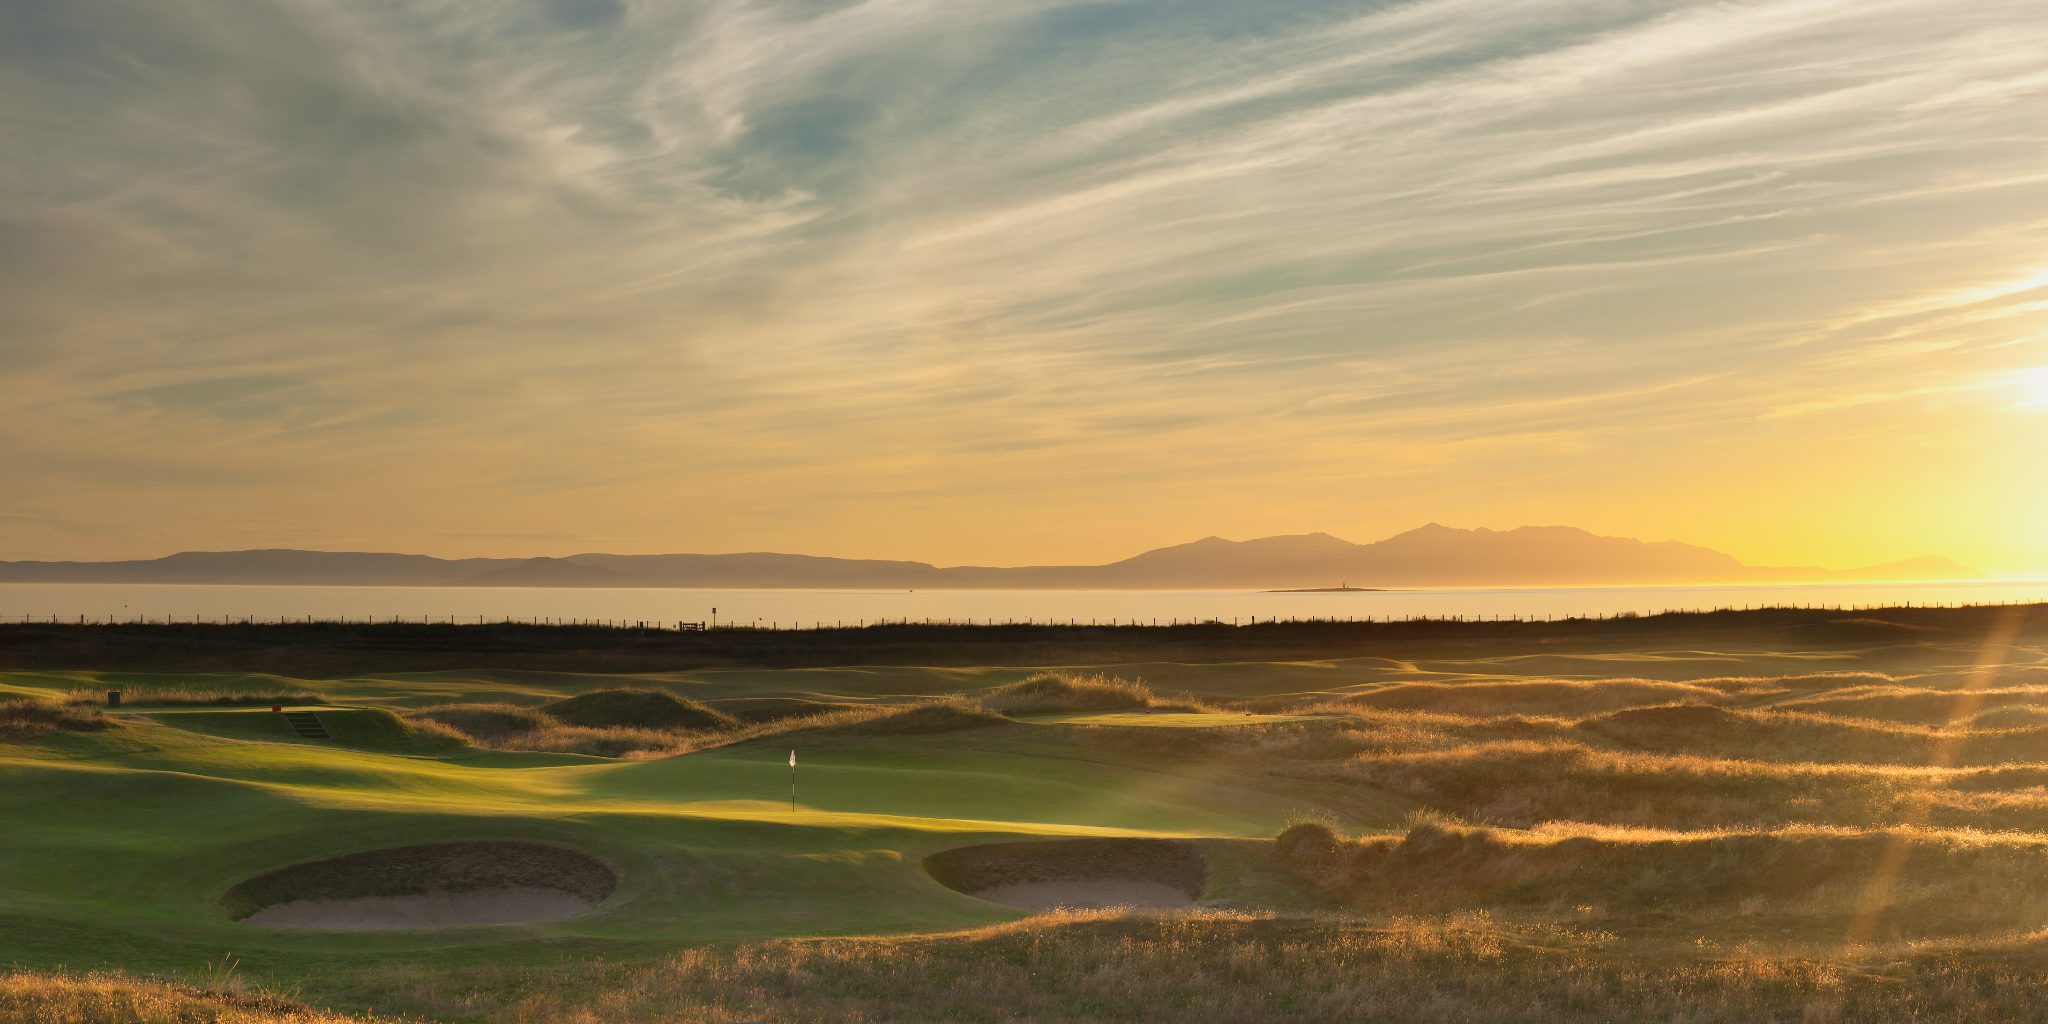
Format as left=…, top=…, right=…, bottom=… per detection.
left=789, top=749, right=797, bottom=813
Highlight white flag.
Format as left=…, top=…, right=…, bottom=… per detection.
left=789, top=750, right=796, bottom=767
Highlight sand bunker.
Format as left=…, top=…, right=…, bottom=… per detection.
left=926, top=838, right=1206, bottom=911
left=242, top=887, right=593, bottom=930
left=227, top=840, right=615, bottom=931
left=970, top=879, right=1195, bottom=911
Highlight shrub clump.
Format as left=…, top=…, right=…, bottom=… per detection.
left=1274, top=821, right=1344, bottom=875
left=0, top=698, right=119, bottom=741
left=541, top=689, right=738, bottom=732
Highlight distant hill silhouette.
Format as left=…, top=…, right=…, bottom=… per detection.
left=0, top=525, right=1978, bottom=590
left=454, top=557, right=647, bottom=587
left=568, top=552, right=948, bottom=588
left=0, top=549, right=500, bottom=586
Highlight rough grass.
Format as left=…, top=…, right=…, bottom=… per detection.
left=399, top=699, right=688, bottom=756
left=977, top=673, right=1162, bottom=714
left=1777, top=685, right=2048, bottom=725
left=404, top=703, right=553, bottom=744
left=406, top=692, right=750, bottom=758
left=714, top=697, right=871, bottom=724
left=1277, top=820, right=2048, bottom=939
left=1129, top=671, right=2048, bottom=833
left=498, top=724, right=694, bottom=758
left=1344, top=673, right=1908, bottom=718
left=28, top=912, right=2048, bottom=1023
left=0, top=972, right=387, bottom=1023
left=503, top=705, right=928, bottom=758
left=331, top=911, right=2048, bottom=1024
left=1338, top=738, right=1917, bottom=829
left=541, top=689, right=738, bottom=731
left=1577, top=703, right=2048, bottom=766
left=827, top=700, right=1008, bottom=736
left=1347, top=678, right=1737, bottom=716
left=409, top=696, right=921, bottom=758
left=413, top=672, right=1175, bottom=756
left=1311, top=726, right=2048, bottom=832
left=395, top=715, right=472, bottom=750
left=0, top=698, right=118, bottom=740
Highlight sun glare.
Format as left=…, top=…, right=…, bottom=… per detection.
left=2019, top=365, right=2048, bottom=409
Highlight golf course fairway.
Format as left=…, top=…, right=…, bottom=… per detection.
left=0, top=689, right=1370, bottom=981
left=13, top=610, right=2048, bottom=1023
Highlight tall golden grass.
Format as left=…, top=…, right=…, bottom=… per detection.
left=978, top=672, right=1172, bottom=714
left=0, top=970, right=389, bottom=1023
left=21, top=908, right=2048, bottom=1023
left=1044, top=669, right=2048, bottom=834
left=1276, top=819, right=2048, bottom=941
left=0, top=697, right=117, bottom=740
left=322, top=911, right=2048, bottom=1023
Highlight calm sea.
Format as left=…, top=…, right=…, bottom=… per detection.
left=2, top=580, right=2045, bottom=628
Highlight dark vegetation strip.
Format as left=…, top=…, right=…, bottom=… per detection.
left=1, top=605, right=2039, bottom=673
left=101, top=691, right=330, bottom=707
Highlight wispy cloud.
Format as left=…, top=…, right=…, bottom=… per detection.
left=2, top=0, right=2045, bottom=571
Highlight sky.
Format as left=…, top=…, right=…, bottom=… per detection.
left=2, top=0, right=2046, bottom=575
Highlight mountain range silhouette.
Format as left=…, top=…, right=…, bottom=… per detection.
left=0, top=524, right=1975, bottom=589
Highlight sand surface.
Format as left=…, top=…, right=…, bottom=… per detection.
left=970, top=880, right=1196, bottom=911
left=242, top=886, right=594, bottom=930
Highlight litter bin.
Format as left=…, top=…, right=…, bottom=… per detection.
left=106, top=690, right=122, bottom=708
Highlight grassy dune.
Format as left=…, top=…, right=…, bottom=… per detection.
left=4, top=608, right=2048, bottom=1021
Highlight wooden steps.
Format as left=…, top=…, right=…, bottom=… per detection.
left=282, top=711, right=330, bottom=739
